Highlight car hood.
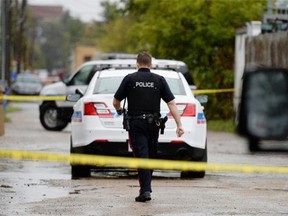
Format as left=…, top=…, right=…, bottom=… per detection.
left=40, top=81, right=66, bottom=95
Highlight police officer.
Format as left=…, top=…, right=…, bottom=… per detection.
left=113, top=51, right=184, bottom=202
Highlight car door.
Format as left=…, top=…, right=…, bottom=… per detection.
left=58, top=64, right=97, bottom=107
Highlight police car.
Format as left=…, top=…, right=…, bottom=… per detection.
left=67, top=66, right=207, bottom=179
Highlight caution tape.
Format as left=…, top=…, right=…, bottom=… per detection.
left=0, top=95, right=66, bottom=101
left=193, top=88, right=234, bottom=95
left=0, top=149, right=288, bottom=174
left=0, top=89, right=234, bottom=101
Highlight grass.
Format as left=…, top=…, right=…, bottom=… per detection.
left=207, top=118, right=236, bottom=133
left=3, top=105, right=22, bottom=123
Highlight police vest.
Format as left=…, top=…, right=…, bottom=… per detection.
left=127, top=72, right=162, bottom=113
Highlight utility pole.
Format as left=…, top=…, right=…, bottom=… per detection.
left=17, top=0, right=27, bottom=75
left=1, top=0, right=6, bottom=87
left=1, top=0, right=12, bottom=88
left=5, top=0, right=12, bottom=87
left=0, top=0, right=6, bottom=136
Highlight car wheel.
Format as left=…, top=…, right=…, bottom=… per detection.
left=181, top=141, right=207, bottom=179
left=248, top=136, right=260, bottom=152
left=70, top=137, right=91, bottom=179
left=40, top=103, right=68, bottom=131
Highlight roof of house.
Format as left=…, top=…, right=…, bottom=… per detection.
left=29, top=5, right=64, bottom=22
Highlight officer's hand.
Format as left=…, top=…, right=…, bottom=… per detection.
left=116, top=108, right=123, bottom=115
left=176, top=126, right=184, bottom=137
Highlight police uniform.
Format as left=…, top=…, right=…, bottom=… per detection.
left=114, top=67, right=175, bottom=195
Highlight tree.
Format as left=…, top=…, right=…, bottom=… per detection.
left=29, top=11, right=86, bottom=73
left=101, top=0, right=125, bottom=22
left=98, top=0, right=266, bottom=119
left=1, top=0, right=28, bottom=86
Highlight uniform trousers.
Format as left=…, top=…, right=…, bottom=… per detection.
left=128, top=119, right=159, bottom=194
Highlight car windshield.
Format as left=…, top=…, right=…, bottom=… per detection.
left=93, top=77, right=185, bottom=95
left=16, top=75, right=41, bottom=84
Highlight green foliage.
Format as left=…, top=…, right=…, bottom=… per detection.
left=4, top=105, right=22, bottom=123
left=207, top=118, right=236, bottom=133
left=62, top=12, right=85, bottom=45
left=99, top=0, right=266, bottom=119
left=100, top=17, right=138, bottom=52
left=4, top=105, right=21, bottom=113
left=15, top=0, right=267, bottom=120
left=30, top=11, right=86, bottom=72
left=101, top=1, right=126, bottom=22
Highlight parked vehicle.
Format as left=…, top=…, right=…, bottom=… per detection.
left=67, top=67, right=207, bottom=179
left=11, top=73, right=43, bottom=95
left=39, top=59, right=196, bottom=131
left=237, top=66, right=288, bottom=151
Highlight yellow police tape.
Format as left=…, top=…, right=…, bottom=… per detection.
left=193, top=88, right=234, bottom=95
left=0, top=89, right=234, bottom=101
left=0, top=95, right=66, bottom=101
left=0, top=149, right=288, bottom=174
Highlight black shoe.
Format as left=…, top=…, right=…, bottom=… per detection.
left=135, top=191, right=151, bottom=202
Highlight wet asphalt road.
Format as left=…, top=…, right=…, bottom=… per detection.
left=0, top=102, right=288, bottom=216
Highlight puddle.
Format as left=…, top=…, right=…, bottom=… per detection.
left=0, top=171, right=70, bottom=203
left=0, top=158, right=71, bottom=204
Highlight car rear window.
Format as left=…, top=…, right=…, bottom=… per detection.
left=94, top=77, right=124, bottom=94
left=93, top=77, right=185, bottom=95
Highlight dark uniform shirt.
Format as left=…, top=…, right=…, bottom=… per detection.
left=114, top=68, right=175, bottom=116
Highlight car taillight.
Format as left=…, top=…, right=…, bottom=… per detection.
left=168, top=103, right=196, bottom=117
left=84, top=102, right=97, bottom=115
left=95, top=139, right=108, bottom=142
left=171, top=140, right=185, bottom=144
left=84, top=102, right=112, bottom=117
left=181, top=103, right=196, bottom=116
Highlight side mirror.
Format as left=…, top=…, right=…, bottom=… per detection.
left=195, top=95, right=208, bottom=104
left=237, top=67, right=288, bottom=140
left=75, top=88, right=84, bottom=97
left=66, top=94, right=81, bottom=102
left=189, top=85, right=197, bottom=90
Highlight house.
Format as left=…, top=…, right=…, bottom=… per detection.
left=70, top=45, right=97, bottom=71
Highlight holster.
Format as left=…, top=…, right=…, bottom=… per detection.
left=123, top=113, right=167, bottom=133
left=158, top=116, right=168, bottom=134
left=123, top=109, right=130, bottom=131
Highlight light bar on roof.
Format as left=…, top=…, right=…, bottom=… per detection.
left=93, top=60, right=187, bottom=72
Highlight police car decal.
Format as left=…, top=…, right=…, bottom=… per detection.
left=112, top=112, right=123, bottom=118
left=197, top=113, right=206, bottom=124
left=72, top=111, right=82, bottom=122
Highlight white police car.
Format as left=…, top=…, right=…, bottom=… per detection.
left=40, top=59, right=195, bottom=131
left=67, top=67, right=207, bottom=179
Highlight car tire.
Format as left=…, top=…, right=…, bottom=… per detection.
left=70, top=137, right=91, bottom=179
left=248, top=136, right=260, bottom=152
left=39, top=102, right=68, bottom=131
left=180, top=141, right=207, bottom=179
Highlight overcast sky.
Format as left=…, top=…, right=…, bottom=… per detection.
left=28, top=0, right=107, bottom=22
left=28, top=0, right=288, bottom=23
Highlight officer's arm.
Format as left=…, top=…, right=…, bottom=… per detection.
left=113, top=98, right=123, bottom=115
left=167, top=100, right=184, bottom=137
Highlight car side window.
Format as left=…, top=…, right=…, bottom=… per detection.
left=166, top=78, right=185, bottom=95
left=68, top=65, right=94, bottom=86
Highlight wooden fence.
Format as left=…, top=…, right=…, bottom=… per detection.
left=245, top=31, right=288, bottom=68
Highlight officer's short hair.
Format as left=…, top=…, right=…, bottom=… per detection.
left=137, top=52, right=152, bottom=66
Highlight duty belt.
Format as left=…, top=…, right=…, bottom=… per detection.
left=124, top=113, right=167, bottom=134
left=128, top=114, right=154, bottom=120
